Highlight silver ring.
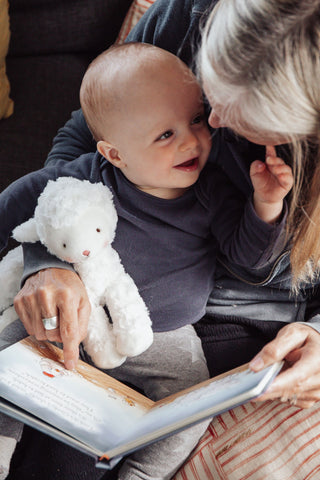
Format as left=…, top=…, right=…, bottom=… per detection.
left=289, top=394, right=298, bottom=406
left=42, top=316, right=59, bottom=331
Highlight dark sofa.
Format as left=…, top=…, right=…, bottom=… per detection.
left=0, top=0, right=132, bottom=194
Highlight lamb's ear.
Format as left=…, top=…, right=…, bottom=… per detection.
left=12, top=218, right=39, bottom=243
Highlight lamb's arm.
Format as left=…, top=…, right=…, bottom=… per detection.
left=75, top=248, right=153, bottom=358
left=100, top=272, right=153, bottom=357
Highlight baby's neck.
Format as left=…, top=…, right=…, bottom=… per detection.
left=136, top=185, right=190, bottom=199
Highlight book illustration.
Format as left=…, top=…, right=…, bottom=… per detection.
left=0, top=337, right=152, bottom=453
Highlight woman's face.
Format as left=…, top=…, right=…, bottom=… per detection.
left=204, top=85, right=292, bottom=146
left=207, top=103, right=291, bottom=146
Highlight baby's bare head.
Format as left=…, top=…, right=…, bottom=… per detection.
left=80, top=42, right=198, bottom=142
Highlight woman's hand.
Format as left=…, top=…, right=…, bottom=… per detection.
left=14, top=268, right=91, bottom=370
left=250, top=323, right=320, bottom=408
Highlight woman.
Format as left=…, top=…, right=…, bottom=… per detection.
left=198, top=0, right=320, bottom=407
left=5, top=0, right=320, bottom=478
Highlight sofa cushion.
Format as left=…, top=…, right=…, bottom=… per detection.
left=0, top=0, right=132, bottom=193
left=0, top=0, right=13, bottom=119
left=1, top=53, right=91, bottom=189
left=8, top=0, right=133, bottom=56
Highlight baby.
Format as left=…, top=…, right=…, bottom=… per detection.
left=0, top=42, right=293, bottom=479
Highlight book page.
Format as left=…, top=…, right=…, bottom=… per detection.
left=155, top=363, right=250, bottom=407
left=114, top=362, right=282, bottom=449
left=0, top=337, right=153, bottom=454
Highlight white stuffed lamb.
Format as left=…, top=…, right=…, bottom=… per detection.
left=0, top=177, right=153, bottom=368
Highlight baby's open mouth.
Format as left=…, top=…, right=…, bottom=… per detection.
left=174, top=158, right=199, bottom=171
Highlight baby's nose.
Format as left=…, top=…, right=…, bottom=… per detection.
left=82, top=250, right=90, bottom=257
left=180, top=132, right=198, bottom=152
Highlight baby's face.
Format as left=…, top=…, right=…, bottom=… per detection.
left=108, top=59, right=212, bottom=199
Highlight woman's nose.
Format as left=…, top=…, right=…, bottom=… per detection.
left=208, top=110, right=223, bottom=129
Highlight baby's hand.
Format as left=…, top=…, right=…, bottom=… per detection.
left=250, top=145, right=293, bottom=224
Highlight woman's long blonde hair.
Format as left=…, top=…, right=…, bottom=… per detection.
left=199, top=0, right=320, bottom=288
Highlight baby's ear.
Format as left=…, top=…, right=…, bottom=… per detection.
left=97, top=140, right=125, bottom=168
left=12, top=218, right=39, bottom=243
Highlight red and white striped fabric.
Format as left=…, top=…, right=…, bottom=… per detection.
left=116, top=0, right=157, bottom=45
left=173, top=400, right=320, bottom=479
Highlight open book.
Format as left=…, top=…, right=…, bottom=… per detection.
left=0, top=337, right=282, bottom=469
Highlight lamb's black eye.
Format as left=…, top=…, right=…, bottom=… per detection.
left=96, top=228, right=101, bottom=233
left=63, top=243, right=66, bottom=248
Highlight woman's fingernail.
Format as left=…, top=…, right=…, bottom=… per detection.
left=250, top=356, right=265, bottom=370
left=65, top=359, right=75, bottom=370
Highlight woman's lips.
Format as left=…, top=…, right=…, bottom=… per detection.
left=174, top=157, right=199, bottom=171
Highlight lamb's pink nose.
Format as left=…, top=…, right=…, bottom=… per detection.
left=82, top=250, right=90, bottom=257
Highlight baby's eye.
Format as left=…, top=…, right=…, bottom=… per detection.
left=191, top=114, right=204, bottom=125
left=63, top=243, right=67, bottom=248
left=157, top=130, right=173, bottom=141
